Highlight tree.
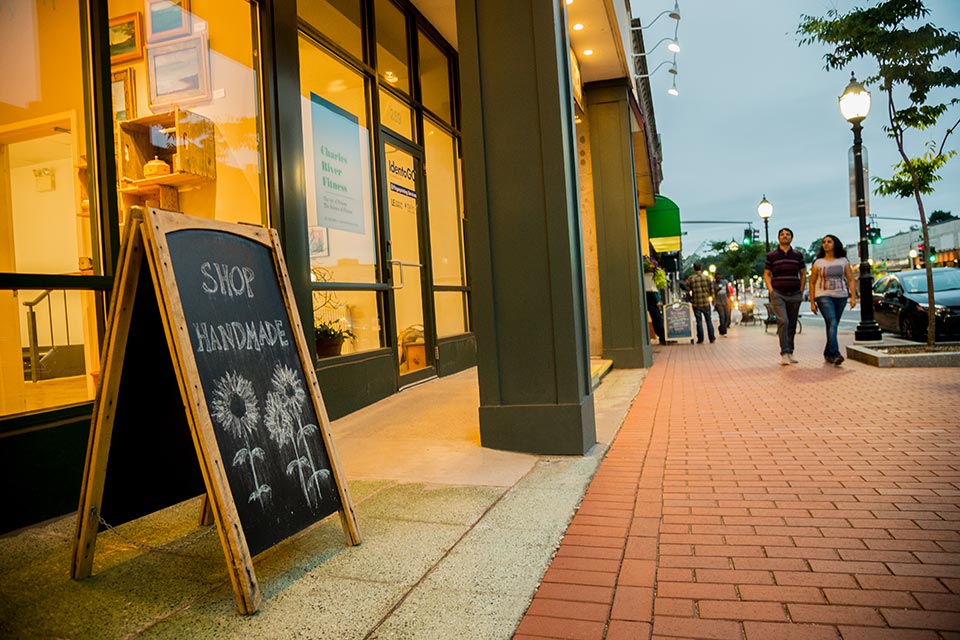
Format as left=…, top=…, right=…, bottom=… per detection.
left=928, top=209, right=956, bottom=224
left=799, top=0, right=960, bottom=347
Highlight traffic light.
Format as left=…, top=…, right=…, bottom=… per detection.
left=753, top=228, right=760, bottom=243
left=917, top=243, right=926, bottom=263
left=872, top=227, right=883, bottom=244
left=742, top=227, right=752, bottom=245
left=928, top=246, right=937, bottom=263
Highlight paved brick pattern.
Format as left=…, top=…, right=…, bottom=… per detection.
left=514, top=325, right=960, bottom=639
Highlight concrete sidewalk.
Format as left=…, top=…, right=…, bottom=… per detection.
left=516, top=324, right=960, bottom=639
left=0, top=364, right=642, bottom=639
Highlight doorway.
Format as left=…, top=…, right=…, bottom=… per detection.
left=383, top=136, right=435, bottom=388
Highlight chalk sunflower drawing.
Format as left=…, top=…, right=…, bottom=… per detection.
left=265, top=363, right=330, bottom=507
left=210, top=371, right=271, bottom=507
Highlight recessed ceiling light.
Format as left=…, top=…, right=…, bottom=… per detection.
left=566, top=0, right=573, bottom=4
left=583, top=49, right=593, bottom=56
left=573, top=23, right=584, bottom=31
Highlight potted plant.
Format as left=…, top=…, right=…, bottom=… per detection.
left=314, top=320, right=356, bottom=358
left=642, top=255, right=667, bottom=290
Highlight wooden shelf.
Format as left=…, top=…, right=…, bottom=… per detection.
left=120, top=171, right=208, bottom=194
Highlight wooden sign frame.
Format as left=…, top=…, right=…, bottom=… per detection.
left=664, top=301, right=695, bottom=344
left=72, top=208, right=360, bottom=614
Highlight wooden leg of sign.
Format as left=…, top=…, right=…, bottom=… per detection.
left=198, top=494, right=215, bottom=526
left=72, top=219, right=145, bottom=580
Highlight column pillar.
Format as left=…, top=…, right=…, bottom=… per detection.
left=456, top=0, right=595, bottom=454
left=586, top=81, right=652, bottom=368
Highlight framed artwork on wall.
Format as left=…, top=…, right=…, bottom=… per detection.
left=109, top=13, right=143, bottom=64
left=309, top=227, right=330, bottom=258
left=145, top=0, right=192, bottom=43
left=146, top=33, right=211, bottom=110
left=111, top=68, right=137, bottom=121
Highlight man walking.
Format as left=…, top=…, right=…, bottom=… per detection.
left=714, top=274, right=731, bottom=336
left=764, top=227, right=806, bottom=365
left=688, top=263, right=716, bottom=344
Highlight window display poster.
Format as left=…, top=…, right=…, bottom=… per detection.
left=310, top=93, right=364, bottom=234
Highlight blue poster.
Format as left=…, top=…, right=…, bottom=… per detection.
left=310, top=93, right=364, bottom=234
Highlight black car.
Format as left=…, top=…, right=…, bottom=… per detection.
left=872, top=267, right=960, bottom=341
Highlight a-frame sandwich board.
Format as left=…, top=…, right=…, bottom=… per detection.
left=72, top=207, right=360, bottom=614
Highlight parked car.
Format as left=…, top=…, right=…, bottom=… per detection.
left=872, top=268, right=960, bottom=341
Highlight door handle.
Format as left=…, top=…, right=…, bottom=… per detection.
left=389, top=259, right=422, bottom=290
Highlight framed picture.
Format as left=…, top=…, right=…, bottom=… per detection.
left=111, top=68, right=137, bottom=121
left=146, top=33, right=211, bottom=110
left=309, top=227, right=330, bottom=258
left=145, top=0, right=192, bottom=43
left=109, top=13, right=143, bottom=64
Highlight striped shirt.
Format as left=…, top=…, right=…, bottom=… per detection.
left=765, top=247, right=806, bottom=295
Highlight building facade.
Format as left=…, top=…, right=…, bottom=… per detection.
left=0, top=0, right=663, bottom=532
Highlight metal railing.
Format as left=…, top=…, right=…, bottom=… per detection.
left=23, top=289, right=71, bottom=383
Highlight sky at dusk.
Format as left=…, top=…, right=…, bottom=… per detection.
left=633, top=0, right=960, bottom=257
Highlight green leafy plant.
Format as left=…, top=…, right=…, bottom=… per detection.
left=643, top=256, right=668, bottom=290
left=315, top=320, right=356, bottom=342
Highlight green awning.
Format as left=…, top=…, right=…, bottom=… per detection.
left=647, top=195, right=681, bottom=252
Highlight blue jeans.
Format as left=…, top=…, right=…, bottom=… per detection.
left=816, top=295, right=847, bottom=361
left=770, top=290, right=802, bottom=355
left=693, top=305, right=715, bottom=343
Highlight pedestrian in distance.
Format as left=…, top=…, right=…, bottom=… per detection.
left=809, top=234, right=857, bottom=366
left=714, top=274, right=732, bottom=336
left=646, top=289, right=667, bottom=345
left=688, top=262, right=716, bottom=344
left=763, top=228, right=806, bottom=365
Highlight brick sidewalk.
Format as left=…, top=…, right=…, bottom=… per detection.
left=514, top=324, right=960, bottom=640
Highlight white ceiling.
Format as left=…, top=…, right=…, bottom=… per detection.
left=8, top=133, right=72, bottom=169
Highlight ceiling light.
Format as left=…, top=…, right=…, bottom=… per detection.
left=566, top=0, right=573, bottom=4
left=667, top=78, right=679, bottom=96
left=573, top=23, right=584, bottom=31
left=384, top=71, right=398, bottom=84
left=583, top=49, right=593, bottom=56
left=668, top=40, right=680, bottom=53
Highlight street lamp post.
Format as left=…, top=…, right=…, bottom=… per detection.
left=839, top=72, right=882, bottom=341
left=757, top=195, right=773, bottom=253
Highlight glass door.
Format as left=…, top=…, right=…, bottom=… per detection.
left=383, top=138, right=435, bottom=387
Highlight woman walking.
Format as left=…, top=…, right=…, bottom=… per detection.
left=809, top=235, right=857, bottom=365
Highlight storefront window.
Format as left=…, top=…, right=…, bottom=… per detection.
left=425, top=124, right=464, bottom=288
left=111, top=0, right=266, bottom=227
left=312, top=289, right=381, bottom=356
left=375, top=0, right=409, bottom=94
left=424, top=122, right=467, bottom=337
left=379, top=88, right=414, bottom=140
left=300, top=33, right=383, bottom=355
left=434, top=291, right=468, bottom=337
left=1, top=2, right=101, bottom=416
left=300, top=0, right=364, bottom=62
left=418, top=31, right=452, bottom=125
left=1, top=2, right=99, bottom=276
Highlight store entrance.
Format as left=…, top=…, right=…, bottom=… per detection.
left=383, top=137, right=435, bottom=388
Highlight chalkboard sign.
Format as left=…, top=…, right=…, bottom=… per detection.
left=664, top=301, right=694, bottom=343
left=72, top=209, right=360, bottom=614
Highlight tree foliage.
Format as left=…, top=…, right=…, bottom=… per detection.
left=798, top=0, right=960, bottom=346
left=928, top=209, right=956, bottom=224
